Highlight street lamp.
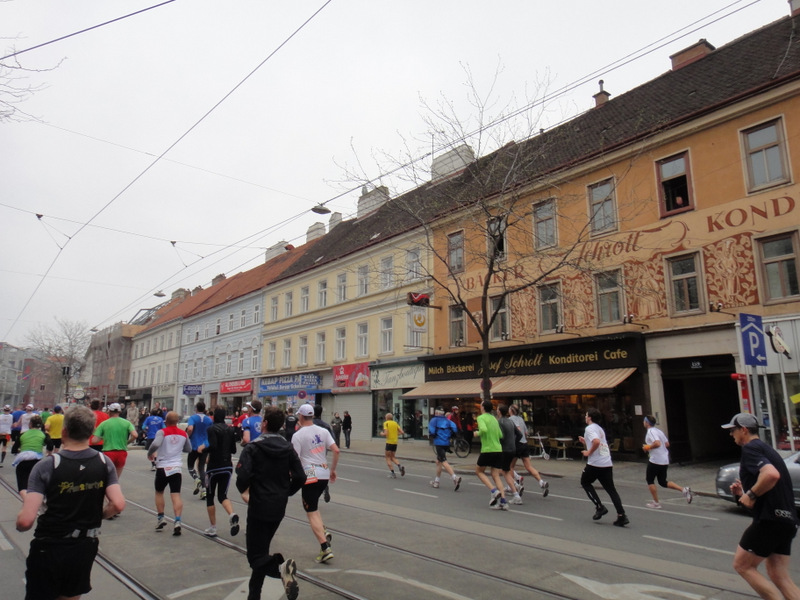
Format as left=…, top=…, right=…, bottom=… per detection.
left=62, top=366, right=71, bottom=404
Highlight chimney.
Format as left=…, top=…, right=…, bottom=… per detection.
left=307, top=222, right=326, bottom=243
left=431, top=144, right=475, bottom=182
left=329, top=211, right=342, bottom=230
left=264, top=240, right=289, bottom=262
left=791, top=0, right=800, bottom=16
left=670, top=39, right=715, bottom=71
left=171, top=288, right=189, bottom=300
left=192, top=285, right=203, bottom=296
left=211, top=273, right=226, bottom=286
left=593, top=80, right=611, bottom=107
left=357, top=186, right=390, bottom=218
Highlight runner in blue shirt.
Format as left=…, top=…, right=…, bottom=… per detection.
left=186, top=401, right=213, bottom=499
left=240, top=400, right=263, bottom=446
left=142, top=408, right=165, bottom=471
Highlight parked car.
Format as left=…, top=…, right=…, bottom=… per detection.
left=716, top=451, right=800, bottom=508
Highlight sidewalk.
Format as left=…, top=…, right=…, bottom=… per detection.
left=341, top=437, right=727, bottom=497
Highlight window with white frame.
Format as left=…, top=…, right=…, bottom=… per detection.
left=406, top=313, right=422, bottom=349
left=449, top=305, right=465, bottom=347
left=195, top=330, right=200, bottom=342
left=533, top=199, right=556, bottom=249
left=160, top=335, right=165, bottom=351
left=215, top=319, right=221, bottom=335
left=228, top=313, right=235, bottom=331
left=357, top=265, right=369, bottom=296
left=743, top=118, right=790, bottom=192
left=146, top=340, right=150, bottom=355
left=240, top=309, right=246, bottom=328
left=588, top=179, right=616, bottom=234
left=204, top=324, right=209, bottom=339
left=335, top=327, right=346, bottom=361
left=337, top=273, right=347, bottom=302
left=487, top=216, right=507, bottom=261
left=318, top=280, right=328, bottom=308
left=667, top=254, right=701, bottom=313
left=270, top=297, right=278, bottom=321
left=194, top=359, right=200, bottom=379
left=157, top=365, right=162, bottom=384
left=539, top=283, right=561, bottom=332
left=490, top=296, right=509, bottom=341
left=283, top=339, right=292, bottom=368
left=238, top=351, right=245, bottom=373
left=284, top=292, right=293, bottom=317
left=300, top=286, right=309, bottom=313
left=657, top=152, right=693, bottom=215
left=406, top=247, right=423, bottom=281
left=448, top=231, right=464, bottom=273
left=151, top=367, right=155, bottom=386
left=253, top=303, right=260, bottom=324
left=380, top=317, right=393, bottom=353
left=267, top=342, right=276, bottom=370
left=251, top=346, right=259, bottom=372
left=595, top=270, right=623, bottom=324
left=215, top=355, right=221, bottom=377
left=380, top=256, right=394, bottom=289
left=356, top=322, right=368, bottom=356
left=202, top=358, right=208, bottom=379
left=298, top=336, right=308, bottom=366
left=758, top=233, right=800, bottom=302
left=168, top=332, right=174, bottom=348
left=316, top=332, right=326, bottom=363
left=226, top=352, right=232, bottom=375
left=165, top=363, right=170, bottom=382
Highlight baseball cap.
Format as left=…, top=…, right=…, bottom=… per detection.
left=434, top=406, right=445, bottom=415
left=721, top=412, right=759, bottom=429
left=108, top=402, right=122, bottom=412
left=297, top=404, right=315, bottom=417
left=2, top=405, right=10, bottom=411
left=26, top=404, right=34, bottom=409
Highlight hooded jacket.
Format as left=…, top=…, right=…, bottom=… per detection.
left=235, top=432, right=305, bottom=521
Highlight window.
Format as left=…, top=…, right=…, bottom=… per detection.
left=357, top=265, right=369, bottom=296
left=195, top=330, right=199, bottom=342
left=160, top=335, right=165, bottom=351
left=318, top=280, right=328, bottom=308
left=253, top=303, right=260, bottom=324
left=204, top=323, right=209, bottom=339
left=448, top=231, right=464, bottom=273
left=316, top=332, right=326, bottom=363
left=588, top=179, right=616, bottom=234
left=226, top=352, right=232, bottom=375
left=406, top=313, right=422, bottom=349
left=658, top=152, right=693, bottom=214
left=267, top=342, right=276, bottom=370
left=490, top=296, right=509, bottom=341
left=596, top=270, right=623, bottom=324
left=151, top=367, right=155, bottom=385
left=449, top=305, right=465, bottom=347
left=202, top=358, right=208, bottom=379
left=146, top=340, right=150, bottom=355
left=165, top=363, right=170, bottom=382
left=240, top=309, right=246, bottom=328
left=284, top=292, right=293, bottom=317
left=533, top=199, right=556, bottom=249
left=539, top=283, right=561, bottom=332
left=215, top=318, right=221, bottom=335
left=335, top=327, right=346, bottom=361
left=337, top=273, right=347, bottom=303
left=380, top=317, right=393, bottom=353
left=406, top=247, right=423, bottom=281
left=157, top=365, right=161, bottom=384
left=251, top=346, right=259, bottom=372
left=298, top=336, right=308, bottom=366
left=215, top=355, right=221, bottom=377
left=228, top=313, right=235, bottom=331
left=758, top=234, right=800, bottom=302
left=380, top=256, right=394, bottom=289
left=238, top=351, right=245, bottom=373
left=283, top=339, right=292, bottom=368
left=488, top=216, right=507, bottom=261
left=668, top=254, right=701, bottom=313
left=743, top=119, right=789, bottom=191
left=300, top=286, right=309, bottom=313
left=168, top=332, right=173, bottom=348
left=270, top=297, right=278, bottom=322
left=357, top=323, right=368, bottom=357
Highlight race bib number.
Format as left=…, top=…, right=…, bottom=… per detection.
left=304, top=465, right=318, bottom=485
left=598, top=443, right=610, bottom=457
left=164, top=465, right=181, bottom=478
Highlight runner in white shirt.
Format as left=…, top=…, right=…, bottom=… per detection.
left=642, top=415, right=693, bottom=508
left=579, top=408, right=628, bottom=527
left=0, top=405, right=13, bottom=465
left=147, top=411, right=191, bottom=536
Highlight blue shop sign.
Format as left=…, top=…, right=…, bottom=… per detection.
left=183, top=384, right=203, bottom=396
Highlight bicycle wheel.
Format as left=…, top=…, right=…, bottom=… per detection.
left=454, top=437, right=471, bottom=458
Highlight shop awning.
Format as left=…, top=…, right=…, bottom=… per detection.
left=491, top=367, right=636, bottom=396
left=401, top=379, right=485, bottom=399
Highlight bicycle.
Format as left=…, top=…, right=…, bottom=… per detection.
left=431, top=432, right=472, bottom=459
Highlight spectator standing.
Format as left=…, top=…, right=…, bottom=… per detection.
left=642, top=414, right=692, bottom=508
left=428, top=407, right=462, bottom=490
left=126, top=401, right=138, bottom=428
left=16, top=405, right=125, bottom=600
left=579, top=408, right=628, bottom=527
left=331, top=412, right=343, bottom=447
left=147, top=411, right=191, bottom=536
left=200, top=406, right=240, bottom=537
left=342, top=411, right=352, bottom=449
left=475, top=400, right=508, bottom=511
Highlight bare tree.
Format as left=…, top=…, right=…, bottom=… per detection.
left=26, top=317, right=91, bottom=402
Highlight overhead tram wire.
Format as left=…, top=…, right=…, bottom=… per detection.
left=2, top=0, right=336, bottom=340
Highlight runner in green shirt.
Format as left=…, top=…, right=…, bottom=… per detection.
left=93, top=403, right=137, bottom=480
left=474, top=400, right=508, bottom=510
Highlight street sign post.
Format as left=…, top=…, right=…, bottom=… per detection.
left=740, top=313, right=766, bottom=367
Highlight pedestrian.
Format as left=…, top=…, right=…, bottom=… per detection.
left=291, top=403, right=339, bottom=563
left=93, top=402, right=138, bottom=481
left=142, top=407, right=165, bottom=470
left=232, top=409, right=246, bottom=443
left=283, top=407, right=298, bottom=442
left=88, top=399, right=109, bottom=452
left=448, top=405, right=464, bottom=436
left=13, top=414, right=54, bottom=499
left=200, top=406, right=240, bottom=538
left=722, top=412, right=800, bottom=599
left=236, top=405, right=305, bottom=600
left=642, top=414, right=692, bottom=508
left=508, top=404, right=549, bottom=497
left=342, top=410, right=352, bottom=449
left=463, top=412, right=476, bottom=447
left=0, top=404, right=13, bottom=466
left=10, top=403, right=25, bottom=454
left=497, top=404, right=524, bottom=504
left=331, top=412, right=343, bottom=447
left=241, top=400, right=263, bottom=446
left=313, top=404, right=334, bottom=503
left=15, top=405, right=126, bottom=600
left=17, top=403, right=37, bottom=433
left=380, top=413, right=406, bottom=478
left=126, top=401, right=139, bottom=428
left=579, top=408, right=628, bottom=527
left=147, top=411, right=191, bottom=536
left=475, top=400, right=508, bottom=510
left=428, top=406, right=462, bottom=491
left=44, top=405, right=65, bottom=452
left=186, top=401, right=213, bottom=499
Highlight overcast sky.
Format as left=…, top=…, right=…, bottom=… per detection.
left=0, top=0, right=790, bottom=346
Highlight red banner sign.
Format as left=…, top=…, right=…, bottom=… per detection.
left=333, top=362, right=370, bottom=388
left=220, top=379, right=252, bottom=394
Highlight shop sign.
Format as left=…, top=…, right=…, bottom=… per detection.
left=371, top=363, right=424, bottom=389
left=220, top=379, right=252, bottom=394
left=183, top=384, right=202, bottom=396
left=259, top=373, right=320, bottom=393
left=332, top=362, right=370, bottom=392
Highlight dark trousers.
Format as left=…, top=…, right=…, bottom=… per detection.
left=246, top=518, right=283, bottom=600
left=343, top=428, right=351, bottom=448
left=581, top=464, right=625, bottom=515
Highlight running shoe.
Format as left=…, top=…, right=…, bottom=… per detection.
left=592, top=505, right=609, bottom=520
left=540, top=480, right=550, bottom=498
left=646, top=501, right=662, bottom=509
left=199, top=490, right=207, bottom=500
left=230, top=513, right=240, bottom=536
left=151, top=462, right=156, bottom=472
left=516, top=482, right=525, bottom=497
left=511, top=495, right=523, bottom=505
left=325, top=529, right=332, bottom=545
left=173, top=522, right=182, bottom=536
left=453, top=476, right=462, bottom=492
left=683, top=487, right=694, bottom=504
left=323, top=485, right=331, bottom=503
left=315, top=547, right=334, bottom=563
left=203, top=526, right=217, bottom=537
left=280, top=558, right=299, bottom=600
left=399, top=464, right=406, bottom=477
left=193, top=478, right=202, bottom=496
left=388, top=472, right=397, bottom=479
left=498, top=499, right=509, bottom=511
left=489, top=490, right=501, bottom=506
left=430, top=480, right=440, bottom=488
left=155, top=516, right=166, bottom=532
left=613, top=515, right=630, bottom=527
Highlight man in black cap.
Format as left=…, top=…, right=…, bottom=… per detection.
left=722, top=412, right=800, bottom=599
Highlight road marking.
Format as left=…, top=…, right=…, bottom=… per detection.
left=561, top=572, right=704, bottom=599
left=395, top=488, right=437, bottom=498
left=0, top=530, right=12, bottom=551
left=336, top=477, right=359, bottom=483
left=308, top=568, right=476, bottom=600
left=168, top=577, right=248, bottom=598
left=643, top=535, right=735, bottom=556
left=510, top=509, right=563, bottom=521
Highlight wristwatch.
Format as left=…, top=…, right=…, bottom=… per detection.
left=746, top=489, right=758, bottom=501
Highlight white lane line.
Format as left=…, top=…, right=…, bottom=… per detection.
left=395, top=489, right=438, bottom=498
left=0, top=531, right=12, bottom=551
left=510, top=509, right=563, bottom=521
left=336, top=477, right=360, bottom=483
left=168, top=577, right=248, bottom=598
left=643, top=534, right=735, bottom=556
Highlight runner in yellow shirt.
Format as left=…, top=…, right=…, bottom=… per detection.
left=380, top=413, right=406, bottom=479
left=44, top=405, right=65, bottom=451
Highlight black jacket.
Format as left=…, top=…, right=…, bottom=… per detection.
left=235, top=432, right=305, bottom=521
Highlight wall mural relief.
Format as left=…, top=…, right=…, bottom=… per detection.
left=703, top=233, right=758, bottom=308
